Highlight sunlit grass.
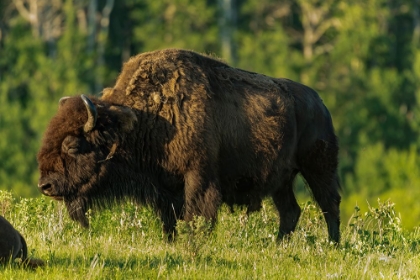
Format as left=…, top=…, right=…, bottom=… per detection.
left=1, top=190, right=419, bottom=279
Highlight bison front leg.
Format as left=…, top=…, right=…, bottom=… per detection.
left=183, top=169, right=222, bottom=224
left=159, top=197, right=184, bottom=242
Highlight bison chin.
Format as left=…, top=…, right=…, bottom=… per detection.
left=65, top=197, right=90, bottom=228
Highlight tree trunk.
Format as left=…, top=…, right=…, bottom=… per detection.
left=95, top=0, right=114, bottom=93
left=218, top=0, right=236, bottom=65
left=87, top=0, right=97, bottom=53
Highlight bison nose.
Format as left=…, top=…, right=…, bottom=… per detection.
left=38, top=182, right=52, bottom=195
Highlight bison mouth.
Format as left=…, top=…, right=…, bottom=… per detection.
left=38, top=180, right=91, bottom=228
left=39, top=189, right=64, bottom=201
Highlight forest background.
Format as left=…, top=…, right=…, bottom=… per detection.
left=0, top=0, right=419, bottom=229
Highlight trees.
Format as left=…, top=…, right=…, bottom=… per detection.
left=0, top=0, right=93, bottom=196
left=0, top=0, right=418, bottom=228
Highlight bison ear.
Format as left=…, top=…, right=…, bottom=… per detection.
left=109, top=106, right=137, bottom=132
left=59, top=96, right=71, bottom=107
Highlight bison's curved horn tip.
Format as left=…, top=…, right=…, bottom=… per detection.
left=81, top=94, right=97, bottom=132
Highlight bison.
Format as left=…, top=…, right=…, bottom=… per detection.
left=0, top=215, right=44, bottom=268
left=37, top=48, right=341, bottom=242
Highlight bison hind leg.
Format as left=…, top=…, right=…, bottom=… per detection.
left=303, top=172, right=341, bottom=243
left=299, top=138, right=341, bottom=243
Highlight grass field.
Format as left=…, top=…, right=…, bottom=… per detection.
left=1, top=190, right=419, bottom=279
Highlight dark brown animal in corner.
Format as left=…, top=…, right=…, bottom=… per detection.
left=0, top=215, right=44, bottom=268
left=37, top=49, right=341, bottom=242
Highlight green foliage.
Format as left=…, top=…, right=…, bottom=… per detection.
left=127, top=0, right=218, bottom=52
left=344, top=200, right=406, bottom=256
left=342, top=144, right=420, bottom=229
left=176, top=215, right=213, bottom=258
left=235, top=0, right=295, bottom=77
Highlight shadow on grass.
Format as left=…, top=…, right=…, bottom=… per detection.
left=45, top=252, right=240, bottom=271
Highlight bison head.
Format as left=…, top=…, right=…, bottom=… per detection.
left=37, top=95, right=137, bottom=227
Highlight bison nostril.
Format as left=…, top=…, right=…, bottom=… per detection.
left=38, top=183, right=52, bottom=194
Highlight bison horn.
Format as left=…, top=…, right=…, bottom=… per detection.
left=81, top=94, right=97, bottom=132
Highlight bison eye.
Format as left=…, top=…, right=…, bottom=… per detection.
left=62, top=135, right=85, bottom=156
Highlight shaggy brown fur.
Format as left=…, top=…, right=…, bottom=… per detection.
left=0, top=216, right=44, bottom=268
left=37, top=49, right=341, bottom=242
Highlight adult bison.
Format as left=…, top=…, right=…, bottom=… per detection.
left=37, top=49, right=341, bottom=242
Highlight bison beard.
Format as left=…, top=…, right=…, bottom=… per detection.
left=37, top=48, right=341, bottom=243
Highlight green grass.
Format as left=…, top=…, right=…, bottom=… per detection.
left=1, top=190, right=419, bottom=279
